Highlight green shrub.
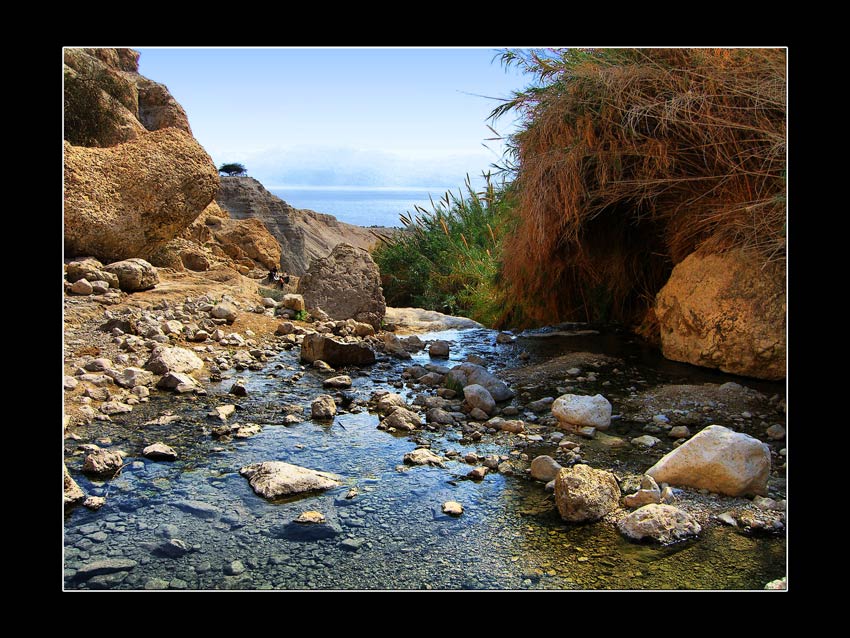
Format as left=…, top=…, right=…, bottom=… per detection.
left=373, top=173, right=515, bottom=327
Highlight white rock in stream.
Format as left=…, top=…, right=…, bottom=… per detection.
left=552, top=393, right=612, bottom=430
left=239, top=462, right=342, bottom=499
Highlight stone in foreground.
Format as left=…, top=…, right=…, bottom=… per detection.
left=617, top=504, right=701, bottom=544
left=552, top=393, right=612, bottom=430
left=82, top=448, right=124, bottom=476
left=646, top=424, right=771, bottom=497
left=102, top=258, right=159, bottom=292
left=554, top=464, right=620, bottom=523
left=239, top=461, right=342, bottom=500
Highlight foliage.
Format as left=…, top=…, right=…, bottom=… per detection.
left=373, top=173, right=515, bottom=326
left=258, top=286, right=286, bottom=302
left=64, top=64, right=136, bottom=147
left=490, top=48, right=786, bottom=329
left=219, top=163, right=247, bottom=177
left=294, top=310, right=310, bottom=322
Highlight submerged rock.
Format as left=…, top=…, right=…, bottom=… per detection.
left=239, top=461, right=342, bottom=499
left=617, top=504, right=701, bottom=544
left=646, top=425, right=771, bottom=497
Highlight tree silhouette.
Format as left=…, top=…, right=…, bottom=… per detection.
left=218, top=163, right=247, bottom=176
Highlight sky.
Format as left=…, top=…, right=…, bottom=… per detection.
left=133, top=47, right=529, bottom=190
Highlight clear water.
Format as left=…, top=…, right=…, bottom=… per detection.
left=63, top=326, right=786, bottom=590
left=268, top=187, right=445, bottom=228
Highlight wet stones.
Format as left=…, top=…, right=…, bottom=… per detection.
left=445, top=363, right=514, bottom=402
left=74, top=559, right=138, bottom=580
left=64, top=463, right=85, bottom=506
left=381, top=407, right=422, bottom=432
left=623, top=475, right=662, bottom=508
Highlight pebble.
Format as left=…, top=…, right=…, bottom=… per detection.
left=766, top=424, right=786, bottom=440
left=442, top=501, right=463, bottom=516
left=340, top=538, right=367, bottom=552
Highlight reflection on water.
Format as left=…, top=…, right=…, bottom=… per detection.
left=64, top=325, right=786, bottom=590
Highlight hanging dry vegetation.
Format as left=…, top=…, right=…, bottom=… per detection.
left=492, top=48, right=786, bottom=329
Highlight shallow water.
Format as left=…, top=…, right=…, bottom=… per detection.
left=63, top=326, right=786, bottom=590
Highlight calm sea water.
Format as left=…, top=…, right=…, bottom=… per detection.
left=269, top=187, right=447, bottom=228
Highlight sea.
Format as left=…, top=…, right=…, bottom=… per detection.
left=268, top=187, right=451, bottom=228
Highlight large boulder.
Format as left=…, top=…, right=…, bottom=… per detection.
left=617, top=504, right=701, bottom=544
left=554, top=464, right=620, bottom=523
left=655, top=248, right=786, bottom=380
left=646, top=424, right=771, bottom=497
left=64, top=128, right=219, bottom=262
left=300, top=334, right=375, bottom=367
left=239, top=461, right=342, bottom=500
left=102, top=258, right=159, bottom=291
left=552, top=394, right=612, bottom=430
left=444, top=363, right=514, bottom=402
left=145, top=346, right=204, bottom=376
left=297, top=243, right=386, bottom=329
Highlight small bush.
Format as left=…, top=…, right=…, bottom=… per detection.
left=64, top=64, right=135, bottom=147
left=258, top=286, right=286, bottom=302
left=294, top=310, right=310, bottom=322
left=373, top=173, right=514, bottom=327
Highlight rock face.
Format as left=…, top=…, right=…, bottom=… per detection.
left=554, top=464, right=621, bottom=523
left=655, top=248, right=786, bottom=380
left=64, top=128, right=219, bottom=262
left=239, top=461, right=342, bottom=500
left=215, top=177, right=395, bottom=276
left=646, top=424, right=771, bottom=497
left=300, top=334, right=375, bottom=367
left=213, top=217, right=281, bottom=271
left=445, top=363, right=514, bottom=402
left=552, top=394, right=612, bottom=430
left=102, top=258, right=159, bottom=291
left=297, top=243, right=386, bottom=329
left=618, top=504, right=701, bottom=544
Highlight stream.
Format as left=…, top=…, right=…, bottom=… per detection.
left=63, top=324, right=787, bottom=590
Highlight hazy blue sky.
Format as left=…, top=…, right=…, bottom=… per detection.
left=133, top=47, right=529, bottom=190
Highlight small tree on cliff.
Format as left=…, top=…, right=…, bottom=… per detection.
left=218, top=163, right=247, bottom=177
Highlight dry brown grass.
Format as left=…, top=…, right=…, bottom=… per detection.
left=493, top=48, right=786, bottom=328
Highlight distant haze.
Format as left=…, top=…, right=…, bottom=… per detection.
left=134, top=47, right=526, bottom=192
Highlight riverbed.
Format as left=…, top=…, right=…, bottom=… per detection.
left=63, top=325, right=787, bottom=590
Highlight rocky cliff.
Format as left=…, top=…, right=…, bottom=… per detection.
left=216, top=177, right=395, bottom=275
